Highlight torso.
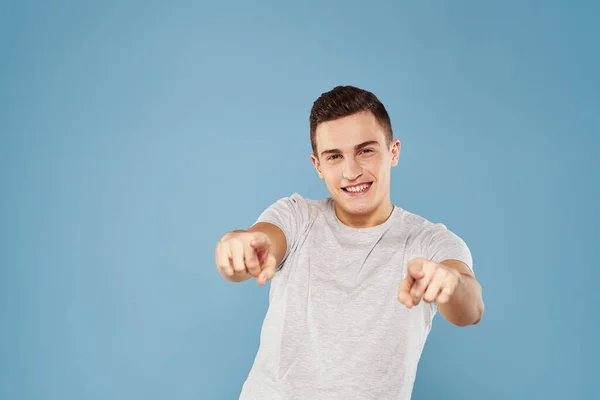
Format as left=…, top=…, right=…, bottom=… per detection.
left=240, top=196, right=441, bottom=400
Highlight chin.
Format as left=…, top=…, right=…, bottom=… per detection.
left=330, top=185, right=378, bottom=214
left=341, top=198, right=367, bottom=210
left=336, top=196, right=375, bottom=215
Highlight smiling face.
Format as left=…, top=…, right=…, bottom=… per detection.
left=310, top=110, right=400, bottom=228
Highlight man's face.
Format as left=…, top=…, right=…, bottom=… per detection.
left=310, top=111, right=400, bottom=217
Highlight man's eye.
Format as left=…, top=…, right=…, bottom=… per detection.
left=361, top=148, right=374, bottom=154
left=328, top=155, right=341, bottom=160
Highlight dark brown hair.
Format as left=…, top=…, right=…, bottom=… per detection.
left=309, top=85, right=393, bottom=156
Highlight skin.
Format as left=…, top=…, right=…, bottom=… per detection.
left=215, top=110, right=484, bottom=326
left=309, top=111, right=483, bottom=326
left=215, top=224, right=286, bottom=286
left=398, top=258, right=484, bottom=326
left=309, top=110, right=400, bottom=229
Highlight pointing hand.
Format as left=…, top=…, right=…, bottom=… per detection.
left=398, top=258, right=463, bottom=308
left=215, top=231, right=277, bottom=285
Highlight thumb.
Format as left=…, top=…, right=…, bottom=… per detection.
left=249, top=234, right=270, bottom=251
left=257, top=254, right=277, bottom=286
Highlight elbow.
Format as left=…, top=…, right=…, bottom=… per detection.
left=450, top=301, right=485, bottom=327
left=470, top=300, right=485, bottom=326
left=467, top=286, right=485, bottom=326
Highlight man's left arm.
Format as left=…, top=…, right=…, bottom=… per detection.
left=397, top=222, right=485, bottom=326
left=398, top=257, right=484, bottom=326
left=436, top=259, right=484, bottom=326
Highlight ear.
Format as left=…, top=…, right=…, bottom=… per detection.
left=310, top=154, right=324, bottom=179
left=390, top=139, right=401, bottom=167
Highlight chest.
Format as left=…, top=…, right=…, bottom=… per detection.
left=272, top=226, right=415, bottom=325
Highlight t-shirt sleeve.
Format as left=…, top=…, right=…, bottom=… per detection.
left=419, top=223, right=474, bottom=273
left=254, top=192, right=310, bottom=269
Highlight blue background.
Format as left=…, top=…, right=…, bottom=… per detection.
left=1, top=1, right=598, bottom=399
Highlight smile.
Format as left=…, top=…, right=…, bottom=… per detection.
left=342, top=182, right=373, bottom=196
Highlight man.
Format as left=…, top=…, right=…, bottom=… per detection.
left=215, top=86, right=485, bottom=399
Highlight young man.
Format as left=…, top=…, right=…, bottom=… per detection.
left=215, top=86, right=485, bottom=399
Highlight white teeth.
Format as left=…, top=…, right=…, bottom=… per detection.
left=346, top=183, right=369, bottom=193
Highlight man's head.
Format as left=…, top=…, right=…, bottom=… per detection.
left=309, top=86, right=401, bottom=226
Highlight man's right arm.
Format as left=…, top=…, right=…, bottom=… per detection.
left=215, top=222, right=287, bottom=284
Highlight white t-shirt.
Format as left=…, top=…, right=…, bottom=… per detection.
left=239, top=193, right=474, bottom=400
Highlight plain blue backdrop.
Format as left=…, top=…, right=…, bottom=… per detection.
left=1, top=1, right=598, bottom=399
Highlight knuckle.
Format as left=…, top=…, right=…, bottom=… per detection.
left=215, top=244, right=226, bottom=257
left=219, top=232, right=235, bottom=243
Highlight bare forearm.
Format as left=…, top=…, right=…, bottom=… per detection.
left=438, top=274, right=484, bottom=327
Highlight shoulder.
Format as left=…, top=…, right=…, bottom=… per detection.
left=392, top=207, right=443, bottom=235
left=276, top=192, right=331, bottom=217
left=396, top=208, right=473, bottom=268
left=393, top=208, right=466, bottom=249
left=257, top=192, right=331, bottom=229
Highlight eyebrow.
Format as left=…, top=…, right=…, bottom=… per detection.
left=320, top=140, right=380, bottom=158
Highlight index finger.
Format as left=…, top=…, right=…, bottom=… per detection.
left=407, top=258, right=427, bottom=279
left=398, top=275, right=415, bottom=307
left=257, top=254, right=277, bottom=286
left=398, top=274, right=414, bottom=294
left=244, top=241, right=261, bottom=277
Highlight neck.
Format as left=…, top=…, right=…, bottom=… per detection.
left=333, top=198, right=395, bottom=229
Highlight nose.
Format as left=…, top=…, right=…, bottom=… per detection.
left=342, top=157, right=363, bottom=181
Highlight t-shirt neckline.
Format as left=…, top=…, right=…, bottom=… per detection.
left=327, top=198, right=401, bottom=234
